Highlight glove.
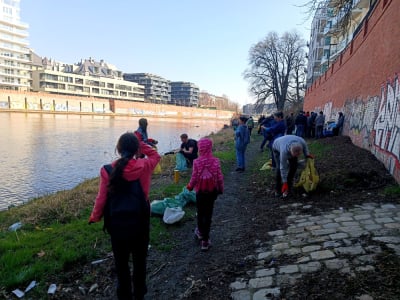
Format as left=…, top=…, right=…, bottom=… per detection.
left=281, top=182, right=289, bottom=195
left=306, top=153, right=314, bottom=159
left=88, top=220, right=95, bottom=225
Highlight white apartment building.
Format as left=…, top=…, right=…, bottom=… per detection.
left=306, top=0, right=372, bottom=87
left=0, top=0, right=30, bottom=91
left=31, top=57, right=145, bottom=102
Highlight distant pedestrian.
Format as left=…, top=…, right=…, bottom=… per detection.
left=186, top=138, right=224, bottom=251
left=272, top=135, right=313, bottom=197
left=294, top=111, right=307, bottom=137
left=89, top=132, right=161, bottom=300
left=285, top=113, right=295, bottom=135
left=234, top=116, right=250, bottom=172
left=333, top=112, right=345, bottom=136
left=315, top=111, right=325, bottom=139
left=246, top=116, right=255, bottom=136
left=262, top=112, right=286, bottom=169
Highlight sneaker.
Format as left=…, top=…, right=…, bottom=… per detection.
left=201, top=240, right=211, bottom=251
left=194, top=227, right=203, bottom=240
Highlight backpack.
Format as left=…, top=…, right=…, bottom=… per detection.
left=197, top=164, right=218, bottom=193
left=103, top=164, right=150, bottom=237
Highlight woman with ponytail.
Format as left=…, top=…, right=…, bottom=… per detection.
left=89, top=132, right=161, bottom=300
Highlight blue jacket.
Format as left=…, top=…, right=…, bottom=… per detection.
left=265, top=120, right=286, bottom=146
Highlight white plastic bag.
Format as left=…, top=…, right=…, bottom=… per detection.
left=163, top=207, right=185, bottom=224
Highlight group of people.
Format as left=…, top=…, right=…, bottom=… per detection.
left=88, top=118, right=223, bottom=299
left=283, top=110, right=345, bottom=138
left=86, top=109, right=345, bottom=299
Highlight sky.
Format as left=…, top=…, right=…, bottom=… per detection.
left=20, top=0, right=312, bottom=107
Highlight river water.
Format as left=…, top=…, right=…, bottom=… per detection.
left=0, top=112, right=228, bottom=210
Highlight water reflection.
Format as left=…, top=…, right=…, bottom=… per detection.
left=0, top=112, right=228, bottom=210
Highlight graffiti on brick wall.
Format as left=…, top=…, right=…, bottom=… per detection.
left=343, top=75, right=400, bottom=174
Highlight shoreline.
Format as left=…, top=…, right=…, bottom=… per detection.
left=0, top=108, right=233, bottom=121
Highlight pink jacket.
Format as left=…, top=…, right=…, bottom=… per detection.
left=187, top=138, right=224, bottom=193
left=89, top=142, right=161, bottom=222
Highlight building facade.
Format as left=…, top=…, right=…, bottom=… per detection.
left=123, top=73, right=170, bottom=104
left=306, top=0, right=372, bottom=87
left=170, top=81, right=199, bottom=106
left=31, top=57, right=145, bottom=102
left=0, top=0, right=30, bottom=91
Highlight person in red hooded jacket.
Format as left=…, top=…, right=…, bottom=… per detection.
left=186, top=137, right=224, bottom=251
left=89, top=132, right=160, bottom=300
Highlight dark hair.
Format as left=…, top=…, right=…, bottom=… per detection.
left=274, top=112, right=284, bottom=119
left=180, top=133, right=188, bottom=139
left=108, top=132, right=139, bottom=193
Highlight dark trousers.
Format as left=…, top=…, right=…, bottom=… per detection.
left=111, top=232, right=149, bottom=300
left=196, top=191, right=218, bottom=241
left=274, top=155, right=298, bottom=193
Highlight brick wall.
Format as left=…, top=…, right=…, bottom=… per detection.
left=304, top=0, right=400, bottom=183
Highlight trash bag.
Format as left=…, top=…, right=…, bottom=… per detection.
left=152, top=146, right=162, bottom=174
left=153, top=162, right=162, bottom=174
left=150, top=188, right=196, bottom=216
left=175, top=153, right=188, bottom=171
left=150, top=200, right=167, bottom=215
left=260, top=159, right=273, bottom=171
left=295, top=158, right=319, bottom=192
left=163, top=207, right=185, bottom=224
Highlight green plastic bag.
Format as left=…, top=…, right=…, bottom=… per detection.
left=175, top=153, right=188, bottom=171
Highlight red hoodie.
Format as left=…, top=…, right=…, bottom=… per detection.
left=89, top=141, right=161, bottom=222
left=187, top=138, right=224, bottom=193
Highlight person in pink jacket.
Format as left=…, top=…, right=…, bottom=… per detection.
left=186, top=137, right=224, bottom=251
left=89, top=132, right=160, bottom=300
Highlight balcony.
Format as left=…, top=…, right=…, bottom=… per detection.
left=353, top=0, right=370, bottom=9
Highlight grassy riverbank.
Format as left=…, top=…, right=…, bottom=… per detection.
left=0, top=128, right=237, bottom=297
left=1, top=129, right=399, bottom=298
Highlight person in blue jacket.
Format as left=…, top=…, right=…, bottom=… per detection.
left=234, top=116, right=250, bottom=172
left=262, top=112, right=286, bottom=169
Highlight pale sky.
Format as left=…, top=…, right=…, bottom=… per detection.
left=20, top=0, right=312, bottom=107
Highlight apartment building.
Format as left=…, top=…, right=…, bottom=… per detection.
left=306, top=0, right=372, bottom=87
left=0, top=0, right=30, bottom=91
left=123, top=73, right=170, bottom=104
left=170, top=81, right=199, bottom=106
left=31, top=57, right=145, bottom=102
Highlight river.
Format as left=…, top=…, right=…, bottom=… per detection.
left=0, top=112, right=229, bottom=210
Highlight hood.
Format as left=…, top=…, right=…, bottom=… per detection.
left=198, top=138, right=212, bottom=157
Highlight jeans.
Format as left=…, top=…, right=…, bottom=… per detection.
left=236, top=147, right=246, bottom=169
left=295, top=125, right=305, bottom=137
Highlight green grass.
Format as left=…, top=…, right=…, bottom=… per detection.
left=384, top=185, right=400, bottom=196
left=0, top=127, right=238, bottom=294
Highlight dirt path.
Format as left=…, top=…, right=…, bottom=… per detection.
left=50, top=134, right=399, bottom=299
left=145, top=135, right=267, bottom=299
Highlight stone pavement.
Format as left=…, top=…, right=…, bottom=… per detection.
left=230, top=202, right=400, bottom=300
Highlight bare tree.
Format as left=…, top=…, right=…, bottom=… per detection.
left=244, top=31, right=306, bottom=111
left=300, top=0, right=355, bottom=35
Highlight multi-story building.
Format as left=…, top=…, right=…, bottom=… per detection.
left=306, top=0, right=372, bottom=87
left=31, top=57, right=145, bottom=102
left=170, top=81, right=199, bottom=107
left=306, top=2, right=329, bottom=87
left=0, top=0, right=30, bottom=91
left=123, top=73, right=170, bottom=104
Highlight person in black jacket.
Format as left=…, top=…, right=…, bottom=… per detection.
left=180, top=133, right=198, bottom=167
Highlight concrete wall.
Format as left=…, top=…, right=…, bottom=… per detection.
left=304, top=0, right=400, bottom=183
left=0, top=90, right=234, bottom=120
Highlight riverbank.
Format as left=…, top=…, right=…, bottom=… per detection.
left=0, top=90, right=236, bottom=120
left=1, top=131, right=400, bottom=299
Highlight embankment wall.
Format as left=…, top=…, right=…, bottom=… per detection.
left=304, top=0, right=400, bottom=183
left=0, top=90, right=234, bottom=120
